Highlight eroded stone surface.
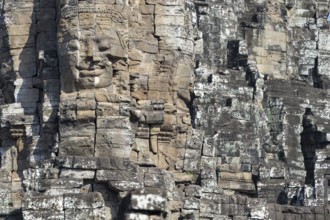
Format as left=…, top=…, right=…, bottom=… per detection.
left=0, top=0, right=330, bottom=219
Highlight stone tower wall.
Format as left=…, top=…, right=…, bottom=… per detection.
left=0, top=0, right=330, bottom=219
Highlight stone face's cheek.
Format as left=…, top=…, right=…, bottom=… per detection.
left=59, top=54, right=79, bottom=93
left=94, top=74, right=111, bottom=88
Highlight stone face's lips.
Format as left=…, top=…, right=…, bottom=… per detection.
left=79, top=69, right=108, bottom=77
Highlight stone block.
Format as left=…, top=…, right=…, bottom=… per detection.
left=185, top=149, right=201, bottom=160
left=155, top=5, right=184, bottom=16
left=60, top=169, right=95, bottom=179
left=96, top=129, right=134, bottom=145
left=95, top=145, right=131, bottom=159
left=219, top=172, right=253, bottom=183
left=94, top=92, right=131, bottom=103
left=158, top=142, right=178, bottom=161
left=187, top=130, right=204, bottom=150
left=172, top=172, right=194, bottom=183
left=77, top=110, right=95, bottom=122
left=59, top=137, right=94, bottom=155
left=133, top=39, right=159, bottom=54
left=59, top=122, right=95, bottom=138
left=315, top=214, right=325, bottom=220
left=43, top=67, right=59, bottom=79
left=218, top=163, right=241, bottom=173
left=233, top=216, right=248, bottom=220
left=55, top=156, right=74, bottom=168
left=22, top=210, right=64, bottom=220
left=125, top=213, right=149, bottom=220
left=318, top=52, right=330, bottom=76
left=15, top=88, right=39, bottom=103
left=270, top=166, right=285, bottom=178
left=23, top=195, right=63, bottom=211
left=155, top=15, right=185, bottom=26
left=313, top=206, right=326, bottom=214
left=155, top=25, right=188, bottom=38
left=97, top=116, right=130, bottom=129
left=201, top=179, right=217, bottom=189
left=145, top=111, right=164, bottom=124
left=146, top=0, right=182, bottom=4
left=305, top=214, right=316, bottom=220
left=35, top=178, right=83, bottom=191
left=96, top=170, right=137, bottom=182
left=183, top=197, right=200, bottom=210
left=72, top=156, right=99, bottom=169
left=76, top=97, right=96, bottom=110
left=185, top=185, right=202, bottom=198
left=130, top=190, right=166, bottom=212
left=201, top=167, right=217, bottom=180
left=37, top=8, right=56, bottom=20
left=95, top=129, right=133, bottom=158
left=45, top=189, right=81, bottom=196
left=0, top=103, right=35, bottom=115
left=63, top=192, right=104, bottom=209
left=181, top=209, right=199, bottom=219
left=184, top=157, right=201, bottom=172
left=139, top=5, right=155, bottom=15
left=58, top=145, right=94, bottom=157
left=108, top=180, right=142, bottom=192
left=0, top=110, right=39, bottom=127
left=219, top=181, right=255, bottom=192
left=144, top=173, right=166, bottom=188
left=318, top=30, right=330, bottom=51
left=0, top=186, right=11, bottom=215
left=7, top=24, right=36, bottom=36
left=8, top=35, right=34, bottom=49
left=199, top=199, right=218, bottom=214
left=98, top=157, right=137, bottom=172
left=96, top=102, right=120, bottom=116
left=202, top=137, right=215, bottom=157
left=64, top=208, right=105, bottom=220
left=15, top=62, right=37, bottom=77
left=37, top=20, right=57, bottom=33
left=201, top=156, right=216, bottom=169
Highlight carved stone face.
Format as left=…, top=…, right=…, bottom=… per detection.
left=58, top=0, right=128, bottom=93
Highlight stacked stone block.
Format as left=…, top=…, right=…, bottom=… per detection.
left=0, top=0, right=330, bottom=219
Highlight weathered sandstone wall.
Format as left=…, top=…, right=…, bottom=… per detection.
left=0, top=0, right=330, bottom=219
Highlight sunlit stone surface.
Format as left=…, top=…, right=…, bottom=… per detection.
left=0, top=0, right=330, bottom=219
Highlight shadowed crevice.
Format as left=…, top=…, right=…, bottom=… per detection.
left=300, top=108, right=328, bottom=186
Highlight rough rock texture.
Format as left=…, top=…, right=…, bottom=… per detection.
left=0, top=0, right=330, bottom=219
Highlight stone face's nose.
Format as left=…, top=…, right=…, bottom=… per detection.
left=84, top=37, right=94, bottom=58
